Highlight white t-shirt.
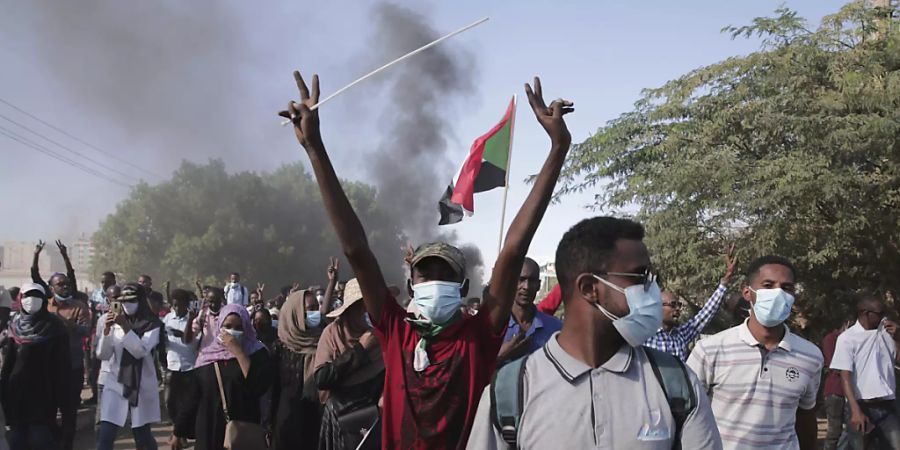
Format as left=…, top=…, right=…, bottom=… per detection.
left=830, top=321, right=896, bottom=401
left=163, top=312, right=198, bottom=372
left=224, top=283, right=249, bottom=307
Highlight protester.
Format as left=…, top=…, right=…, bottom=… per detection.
left=272, top=258, right=337, bottom=450
left=644, top=246, right=737, bottom=361
left=723, top=292, right=751, bottom=327
left=88, top=271, right=117, bottom=405
left=33, top=240, right=90, bottom=450
left=1, top=282, right=69, bottom=450
left=163, top=289, right=200, bottom=449
left=178, top=304, right=274, bottom=450
left=224, top=272, right=250, bottom=307
left=314, top=278, right=385, bottom=450
left=821, top=318, right=854, bottom=450
left=96, top=283, right=162, bottom=450
left=467, top=217, right=722, bottom=449
left=186, top=287, right=225, bottom=353
left=253, top=308, right=278, bottom=353
left=248, top=283, right=265, bottom=314
left=138, top=274, right=166, bottom=315
left=831, top=294, right=900, bottom=449
left=282, top=71, right=572, bottom=448
left=535, top=284, right=562, bottom=316
left=0, top=261, right=12, bottom=332
left=687, top=255, right=823, bottom=450
left=496, top=257, right=562, bottom=365
left=466, top=298, right=481, bottom=316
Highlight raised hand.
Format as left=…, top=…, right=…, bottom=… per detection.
left=722, top=244, right=738, bottom=285
left=35, top=240, right=46, bottom=255
left=256, top=282, right=265, bottom=295
left=278, top=70, right=322, bottom=149
left=219, top=329, right=243, bottom=356
left=524, top=77, right=574, bottom=148
left=55, top=240, right=68, bottom=257
left=327, top=257, right=339, bottom=282
left=290, top=282, right=301, bottom=294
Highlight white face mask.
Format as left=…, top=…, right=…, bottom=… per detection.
left=222, top=328, right=244, bottom=340
left=316, top=294, right=324, bottom=303
left=412, top=280, right=462, bottom=324
left=122, top=302, right=139, bottom=316
left=593, top=275, right=663, bottom=347
left=749, top=287, right=795, bottom=327
left=21, top=296, right=43, bottom=315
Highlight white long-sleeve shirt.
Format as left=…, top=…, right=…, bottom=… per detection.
left=96, top=313, right=162, bottom=428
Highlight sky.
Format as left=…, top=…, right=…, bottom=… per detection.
left=0, top=0, right=849, bottom=273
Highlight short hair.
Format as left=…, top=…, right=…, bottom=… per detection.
left=230, top=272, right=240, bottom=277
left=855, top=292, right=883, bottom=312
left=555, top=217, right=645, bottom=301
left=102, top=271, right=116, bottom=279
left=171, top=288, right=192, bottom=304
left=466, top=297, right=481, bottom=307
left=206, top=287, right=225, bottom=299
left=139, top=274, right=152, bottom=282
left=745, top=255, right=796, bottom=283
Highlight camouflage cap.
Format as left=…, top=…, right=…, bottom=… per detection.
left=410, top=242, right=467, bottom=277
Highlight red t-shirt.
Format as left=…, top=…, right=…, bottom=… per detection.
left=374, top=294, right=503, bottom=450
left=536, top=284, right=562, bottom=315
left=821, top=328, right=844, bottom=397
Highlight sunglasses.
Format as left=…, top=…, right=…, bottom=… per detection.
left=596, top=268, right=657, bottom=292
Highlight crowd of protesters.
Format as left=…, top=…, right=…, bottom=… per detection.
left=0, top=71, right=898, bottom=450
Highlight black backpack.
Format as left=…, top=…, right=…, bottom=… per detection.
left=490, top=346, right=696, bottom=450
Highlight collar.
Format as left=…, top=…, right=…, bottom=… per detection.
left=543, top=332, right=633, bottom=383
left=738, top=319, right=792, bottom=352
left=507, top=311, right=546, bottom=330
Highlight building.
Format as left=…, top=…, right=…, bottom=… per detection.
left=70, top=234, right=95, bottom=276
left=538, top=262, right=557, bottom=299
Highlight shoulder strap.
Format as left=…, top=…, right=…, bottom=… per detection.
left=213, top=361, right=231, bottom=422
left=642, top=347, right=696, bottom=450
left=490, top=355, right=528, bottom=450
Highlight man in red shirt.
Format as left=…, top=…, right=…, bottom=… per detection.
left=280, top=70, right=574, bottom=449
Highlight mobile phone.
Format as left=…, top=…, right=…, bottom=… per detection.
left=110, top=301, right=123, bottom=315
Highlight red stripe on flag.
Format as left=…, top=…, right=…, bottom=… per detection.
left=450, top=98, right=515, bottom=212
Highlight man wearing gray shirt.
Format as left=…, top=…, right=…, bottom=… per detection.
left=467, top=217, right=721, bottom=449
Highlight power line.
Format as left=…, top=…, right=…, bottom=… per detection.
left=0, top=96, right=165, bottom=180
left=0, top=124, right=133, bottom=189
left=0, top=112, right=135, bottom=181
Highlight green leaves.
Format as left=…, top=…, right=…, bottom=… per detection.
left=561, top=3, right=900, bottom=338
left=91, top=159, right=404, bottom=292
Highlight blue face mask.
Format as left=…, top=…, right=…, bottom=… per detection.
left=750, top=287, right=794, bottom=327
left=412, top=281, right=462, bottom=324
left=305, top=311, right=322, bottom=328
left=593, top=276, right=663, bottom=347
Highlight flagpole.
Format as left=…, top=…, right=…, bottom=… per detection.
left=496, top=94, right=517, bottom=256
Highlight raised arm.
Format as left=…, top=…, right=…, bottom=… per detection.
left=56, top=240, right=78, bottom=293
left=280, top=71, right=389, bottom=321
left=31, top=240, right=47, bottom=289
left=320, top=257, right=339, bottom=318
left=485, top=77, right=574, bottom=334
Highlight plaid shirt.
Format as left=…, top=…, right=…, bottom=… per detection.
left=645, top=284, right=728, bottom=362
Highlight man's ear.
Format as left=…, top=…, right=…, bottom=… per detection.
left=742, top=285, right=754, bottom=305
left=576, top=274, right=599, bottom=305
left=460, top=279, right=470, bottom=298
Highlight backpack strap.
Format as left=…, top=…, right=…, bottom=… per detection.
left=490, top=355, right=529, bottom=450
left=642, top=347, right=696, bottom=450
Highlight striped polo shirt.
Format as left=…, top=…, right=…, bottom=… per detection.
left=687, top=321, right=823, bottom=450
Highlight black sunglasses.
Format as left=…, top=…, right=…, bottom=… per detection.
left=597, top=268, right=657, bottom=292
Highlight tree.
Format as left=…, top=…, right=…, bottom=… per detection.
left=92, top=159, right=405, bottom=292
left=557, top=3, right=900, bottom=339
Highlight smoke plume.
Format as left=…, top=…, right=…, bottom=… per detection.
left=366, top=4, right=485, bottom=290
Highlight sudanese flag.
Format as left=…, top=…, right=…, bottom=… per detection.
left=439, top=96, right=516, bottom=225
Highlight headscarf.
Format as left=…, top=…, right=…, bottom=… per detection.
left=194, top=304, right=265, bottom=368
left=277, top=290, right=322, bottom=354
left=117, top=283, right=163, bottom=407
left=314, top=307, right=385, bottom=390
left=9, top=283, right=66, bottom=345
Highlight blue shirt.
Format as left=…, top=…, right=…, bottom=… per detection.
left=504, top=311, right=563, bottom=355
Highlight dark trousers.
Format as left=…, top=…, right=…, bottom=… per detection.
left=826, top=395, right=846, bottom=450
left=166, top=370, right=197, bottom=439
left=59, top=369, right=83, bottom=450
left=845, top=400, right=900, bottom=450
left=8, top=424, right=61, bottom=450
left=88, top=357, right=101, bottom=400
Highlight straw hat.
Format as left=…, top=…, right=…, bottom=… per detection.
left=326, top=278, right=363, bottom=318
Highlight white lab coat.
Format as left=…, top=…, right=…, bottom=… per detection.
left=95, top=313, right=162, bottom=428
